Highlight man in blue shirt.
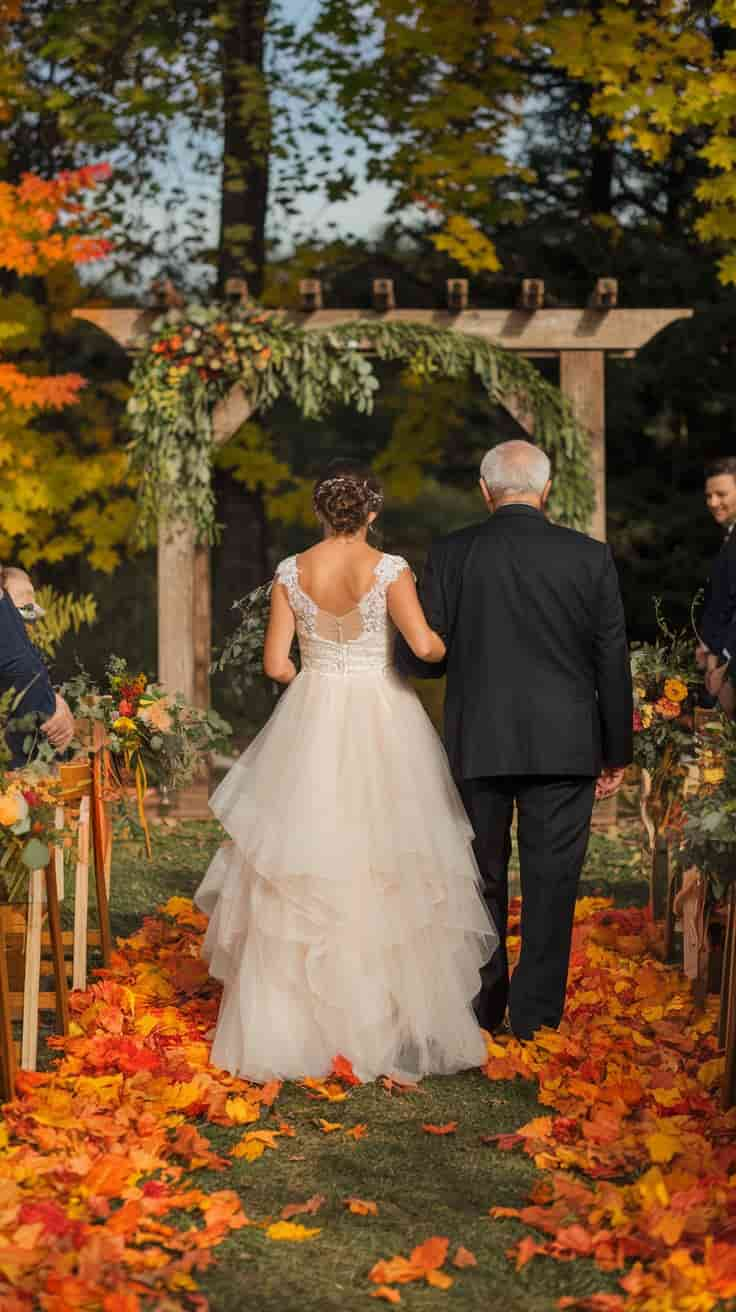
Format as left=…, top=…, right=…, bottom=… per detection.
left=0, top=566, right=75, bottom=768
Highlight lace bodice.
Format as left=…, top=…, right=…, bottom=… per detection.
left=274, top=553, right=410, bottom=675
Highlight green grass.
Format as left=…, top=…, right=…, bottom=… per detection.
left=93, top=820, right=643, bottom=1311
left=190, top=1073, right=623, bottom=1312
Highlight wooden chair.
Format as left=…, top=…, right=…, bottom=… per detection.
left=54, top=752, right=112, bottom=989
left=0, top=849, right=70, bottom=1098
left=0, top=752, right=113, bottom=1089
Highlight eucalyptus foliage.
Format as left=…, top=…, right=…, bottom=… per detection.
left=128, top=300, right=594, bottom=545
left=676, top=715, right=736, bottom=899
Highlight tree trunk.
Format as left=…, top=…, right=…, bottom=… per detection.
left=218, top=0, right=271, bottom=297
left=586, top=129, right=615, bottom=216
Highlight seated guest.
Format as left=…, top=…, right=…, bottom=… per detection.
left=3, top=566, right=47, bottom=624
left=0, top=564, right=75, bottom=767
left=697, top=459, right=736, bottom=706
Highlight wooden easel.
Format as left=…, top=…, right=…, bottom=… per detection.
left=54, top=752, right=113, bottom=989
left=0, top=750, right=113, bottom=1095
left=0, top=852, right=70, bottom=1099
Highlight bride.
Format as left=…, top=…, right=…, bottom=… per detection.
left=194, top=461, right=498, bottom=1083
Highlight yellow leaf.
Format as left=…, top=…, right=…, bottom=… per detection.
left=698, top=1057, right=725, bottom=1087
left=645, top=1130, right=681, bottom=1164
left=233, top=1139, right=265, bottom=1162
left=225, top=1096, right=260, bottom=1125
left=430, top=215, right=501, bottom=274
left=265, top=1221, right=321, bottom=1241
left=317, top=1119, right=343, bottom=1133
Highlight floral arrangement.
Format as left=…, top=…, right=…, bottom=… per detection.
left=126, top=299, right=593, bottom=546
left=630, top=601, right=699, bottom=834
left=60, top=657, right=232, bottom=854
left=212, top=579, right=299, bottom=695
left=675, top=715, right=736, bottom=900
left=0, top=688, right=60, bottom=902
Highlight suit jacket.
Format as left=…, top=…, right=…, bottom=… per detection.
left=700, top=527, right=736, bottom=659
left=0, top=591, right=56, bottom=768
left=395, top=504, right=633, bottom=779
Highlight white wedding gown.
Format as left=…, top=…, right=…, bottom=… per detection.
left=194, top=552, right=498, bottom=1083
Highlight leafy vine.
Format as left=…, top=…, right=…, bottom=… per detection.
left=127, top=300, right=594, bottom=544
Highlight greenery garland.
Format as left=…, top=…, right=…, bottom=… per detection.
left=127, top=300, right=594, bottom=544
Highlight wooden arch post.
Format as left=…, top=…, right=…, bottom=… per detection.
left=157, top=384, right=255, bottom=708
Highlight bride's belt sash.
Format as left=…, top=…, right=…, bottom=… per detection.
left=301, top=656, right=396, bottom=676
left=298, top=634, right=396, bottom=677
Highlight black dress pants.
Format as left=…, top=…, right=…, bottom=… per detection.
left=458, top=775, right=596, bottom=1040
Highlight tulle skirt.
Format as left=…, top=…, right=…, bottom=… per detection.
left=194, top=667, right=498, bottom=1083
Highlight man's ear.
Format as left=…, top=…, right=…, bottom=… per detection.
left=541, top=479, right=552, bottom=508
left=479, top=477, right=493, bottom=509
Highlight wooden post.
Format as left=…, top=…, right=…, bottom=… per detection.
left=90, top=752, right=113, bottom=968
left=193, top=544, right=212, bottom=710
left=186, top=383, right=254, bottom=712
left=560, top=351, right=606, bottom=542
left=72, top=793, right=90, bottom=991
left=0, top=908, right=16, bottom=1101
left=158, top=515, right=197, bottom=702
left=44, top=858, right=70, bottom=1036
left=21, top=870, right=43, bottom=1069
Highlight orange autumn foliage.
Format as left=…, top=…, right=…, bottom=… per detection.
left=0, top=164, right=111, bottom=420
left=484, top=896, right=736, bottom=1311
left=369, top=1236, right=454, bottom=1291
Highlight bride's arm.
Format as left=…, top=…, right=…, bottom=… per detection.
left=263, top=583, right=297, bottom=683
left=388, top=570, right=446, bottom=663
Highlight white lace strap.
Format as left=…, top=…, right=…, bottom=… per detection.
left=274, top=555, right=299, bottom=603
left=374, top=554, right=410, bottom=589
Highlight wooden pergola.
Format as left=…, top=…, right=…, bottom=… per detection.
left=73, top=279, right=692, bottom=708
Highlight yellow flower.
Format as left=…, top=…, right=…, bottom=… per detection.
left=640, top=704, right=654, bottom=728
left=0, top=792, right=22, bottom=825
left=112, top=716, right=137, bottom=734
left=634, top=685, right=647, bottom=701
left=664, top=678, right=688, bottom=703
left=703, top=767, right=725, bottom=785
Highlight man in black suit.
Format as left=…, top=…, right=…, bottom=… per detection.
left=0, top=565, right=75, bottom=766
left=697, top=458, right=736, bottom=712
left=396, top=440, right=633, bottom=1041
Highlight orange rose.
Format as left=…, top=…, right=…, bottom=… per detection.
left=654, top=698, right=681, bottom=720
left=0, top=793, right=22, bottom=825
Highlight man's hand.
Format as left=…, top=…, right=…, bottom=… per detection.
left=595, top=767, right=626, bottom=802
left=705, top=663, right=729, bottom=696
left=41, top=693, right=75, bottom=752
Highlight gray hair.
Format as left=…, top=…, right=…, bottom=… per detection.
left=480, top=440, right=551, bottom=496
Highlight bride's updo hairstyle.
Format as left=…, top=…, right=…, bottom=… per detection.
left=312, top=461, right=384, bottom=536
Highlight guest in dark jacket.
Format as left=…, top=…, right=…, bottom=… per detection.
left=696, top=459, right=736, bottom=710
left=0, top=564, right=75, bottom=767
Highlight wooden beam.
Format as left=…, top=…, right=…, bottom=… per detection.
left=212, top=382, right=254, bottom=447
left=72, top=305, right=693, bottom=353
left=158, top=515, right=196, bottom=702
left=193, top=544, right=211, bottom=710
left=499, top=391, right=535, bottom=438
left=560, top=350, right=606, bottom=541
left=299, top=279, right=323, bottom=312
left=519, top=279, right=545, bottom=310
left=590, top=278, right=618, bottom=309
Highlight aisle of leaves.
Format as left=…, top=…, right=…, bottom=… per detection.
left=0, top=893, right=734, bottom=1311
